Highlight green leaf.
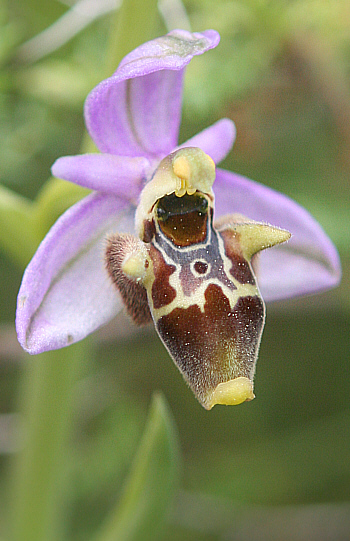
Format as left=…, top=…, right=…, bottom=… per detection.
left=0, top=184, right=39, bottom=268
left=14, top=0, right=67, bottom=38
left=10, top=342, right=86, bottom=541
left=186, top=409, right=350, bottom=505
left=105, top=0, right=159, bottom=76
left=33, top=176, right=90, bottom=238
left=93, top=392, right=181, bottom=541
left=16, top=61, right=94, bottom=108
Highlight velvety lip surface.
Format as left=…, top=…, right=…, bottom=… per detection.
left=16, top=29, right=341, bottom=355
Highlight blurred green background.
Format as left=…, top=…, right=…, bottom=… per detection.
left=0, top=1, right=349, bottom=540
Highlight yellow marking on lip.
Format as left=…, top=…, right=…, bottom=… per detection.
left=152, top=274, right=259, bottom=320
left=206, top=377, right=255, bottom=409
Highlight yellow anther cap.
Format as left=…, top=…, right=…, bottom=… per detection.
left=135, top=147, right=216, bottom=238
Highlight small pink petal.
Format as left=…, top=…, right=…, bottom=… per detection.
left=52, top=153, right=151, bottom=201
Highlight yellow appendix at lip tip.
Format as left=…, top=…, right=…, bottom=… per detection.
left=206, top=377, right=255, bottom=410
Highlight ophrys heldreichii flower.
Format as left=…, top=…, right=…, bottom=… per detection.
left=16, top=30, right=341, bottom=408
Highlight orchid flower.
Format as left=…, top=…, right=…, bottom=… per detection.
left=16, top=30, right=341, bottom=409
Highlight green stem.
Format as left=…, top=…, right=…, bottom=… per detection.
left=0, top=184, right=39, bottom=269
left=11, top=342, right=85, bottom=541
left=105, top=0, right=159, bottom=77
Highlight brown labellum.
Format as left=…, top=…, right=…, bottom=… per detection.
left=105, top=148, right=291, bottom=408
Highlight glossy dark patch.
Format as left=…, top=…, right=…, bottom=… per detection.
left=156, top=193, right=208, bottom=246
left=156, top=192, right=208, bottom=220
